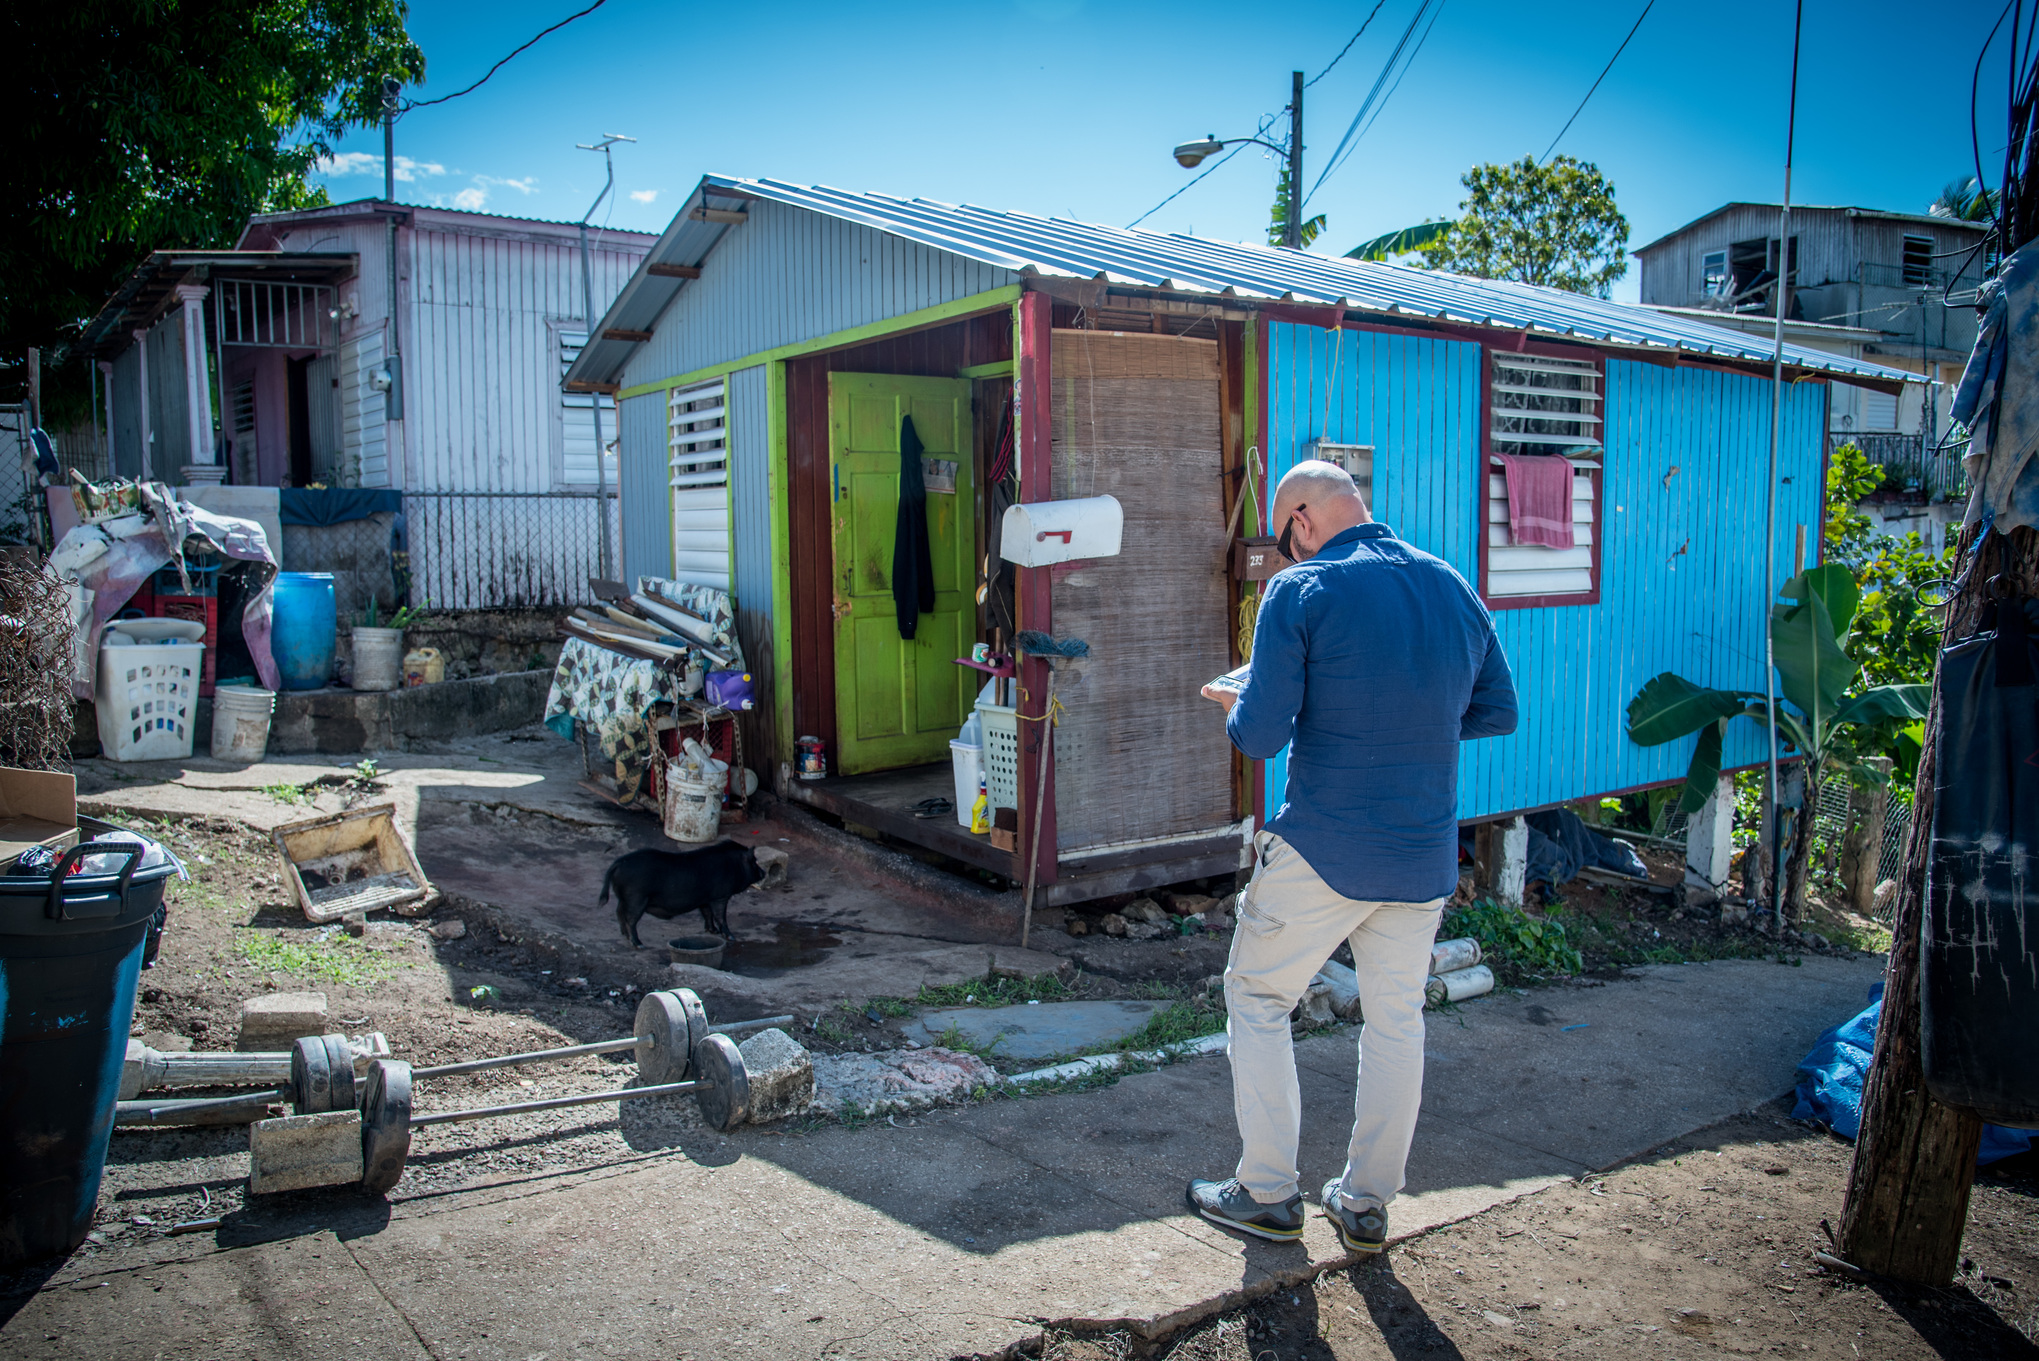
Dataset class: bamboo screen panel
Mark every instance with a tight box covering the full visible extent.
[1048,331,1235,854]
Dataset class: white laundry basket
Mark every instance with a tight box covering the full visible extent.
[977,701,1020,813]
[96,622,206,761]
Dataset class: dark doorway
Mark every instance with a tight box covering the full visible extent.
[286,356,314,487]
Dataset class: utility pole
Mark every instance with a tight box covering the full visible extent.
[381,79,405,423]
[1286,70,1304,251]
[576,134,633,582]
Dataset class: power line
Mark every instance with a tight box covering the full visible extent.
[1539,0,1655,164]
[403,0,610,112]
[1305,1,1390,87]
[1126,111,1281,228]
[1308,0,1445,202]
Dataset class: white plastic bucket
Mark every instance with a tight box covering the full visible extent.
[351,627,405,692]
[663,769,722,844]
[949,740,983,829]
[210,686,276,763]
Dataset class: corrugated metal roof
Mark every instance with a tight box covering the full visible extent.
[1633,200,1991,255]
[572,174,1926,388]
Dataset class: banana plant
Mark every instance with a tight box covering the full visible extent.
[1626,565,1930,918]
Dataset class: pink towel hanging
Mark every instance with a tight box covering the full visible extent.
[1497,453,1576,549]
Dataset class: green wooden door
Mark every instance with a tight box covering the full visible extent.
[828,373,975,775]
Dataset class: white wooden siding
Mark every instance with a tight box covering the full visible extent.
[339,329,387,486]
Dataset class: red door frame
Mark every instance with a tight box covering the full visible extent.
[1015,290,1057,888]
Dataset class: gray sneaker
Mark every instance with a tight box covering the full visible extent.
[1321,1178,1386,1254]
[1186,1177,1304,1242]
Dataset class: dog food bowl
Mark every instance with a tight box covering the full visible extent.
[667,933,727,969]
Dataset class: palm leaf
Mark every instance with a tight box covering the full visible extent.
[1626,673,1753,746]
[1678,720,1726,815]
[1771,590,1856,747]
[1344,220,1452,261]
[1786,564,1862,638]
[1832,684,1932,727]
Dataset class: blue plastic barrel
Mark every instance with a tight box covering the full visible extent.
[1,822,179,1266]
[270,572,337,691]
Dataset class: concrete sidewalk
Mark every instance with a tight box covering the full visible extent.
[2,953,1881,1359]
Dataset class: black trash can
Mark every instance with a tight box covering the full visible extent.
[0,819,180,1268]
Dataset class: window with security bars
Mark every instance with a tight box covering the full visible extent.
[1485,351,1601,604]
[559,330,617,486]
[1901,234,1934,288]
[668,378,730,590]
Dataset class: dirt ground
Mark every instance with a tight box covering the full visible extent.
[1036,1105,2039,1360]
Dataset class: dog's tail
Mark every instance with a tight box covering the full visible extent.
[597,862,614,909]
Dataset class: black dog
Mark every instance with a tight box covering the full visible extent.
[599,841,766,949]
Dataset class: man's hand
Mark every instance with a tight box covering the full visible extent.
[1200,683,1240,714]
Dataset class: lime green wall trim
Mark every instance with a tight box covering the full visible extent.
[619,285,1024,401]
[767,359,795,767]
[957,359,1013,380]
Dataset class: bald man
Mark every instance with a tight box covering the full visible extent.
[1189,459,1518,1254]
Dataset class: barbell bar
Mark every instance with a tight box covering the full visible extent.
[295,989,785,1114]
[358,1034,751,1195]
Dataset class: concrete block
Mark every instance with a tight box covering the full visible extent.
[753,844,790,888]
[238,991,329,1051]
[248,1109,363,1194]
[1683,772,1736,904]
[736,1027,814,1124]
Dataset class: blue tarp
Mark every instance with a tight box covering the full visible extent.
[1792,983,2034,1166]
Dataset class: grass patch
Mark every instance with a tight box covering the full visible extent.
[813,1015,856,1046]
[914,970,1080,1009]
[262,783,313,806]
[933,1021,1004,1061]
[235,930,409,988]
[865,995,914,1018]
[1079,999,1226,1057]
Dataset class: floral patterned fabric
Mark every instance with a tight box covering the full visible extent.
[543,638,674,804]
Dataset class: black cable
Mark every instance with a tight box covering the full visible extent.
[1309,0,1440,201]
[403,0,609,112]
[1127,107,1283,228]
[1305,0,1390,87]
[1540,0,1655,165]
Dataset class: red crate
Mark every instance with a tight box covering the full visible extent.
[155,595,219,697]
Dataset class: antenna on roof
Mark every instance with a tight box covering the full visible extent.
[575,133,635,580]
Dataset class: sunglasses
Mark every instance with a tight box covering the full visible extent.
[1277,503,1307,561]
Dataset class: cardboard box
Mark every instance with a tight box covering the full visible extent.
[0,767,79,867]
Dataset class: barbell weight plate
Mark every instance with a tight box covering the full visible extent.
[674,987,710,1058]
[692,1032,750,1132]
[360,1059,413,1196]
[292,1035,333,1113]
[634,990,700,1086]
[322,1033,358,1111]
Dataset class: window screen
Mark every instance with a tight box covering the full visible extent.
[1901,235,1934,288]
[559,330,618,486]
[668,378,730,590]
[1485,352,1600,602]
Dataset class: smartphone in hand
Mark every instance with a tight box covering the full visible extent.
[1202,664,1249,711]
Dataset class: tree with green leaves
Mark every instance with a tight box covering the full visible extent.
[5,0,424,410]
[1347,156,1630,296]
[1268,163,1326,250]
[1625,565,1931,921]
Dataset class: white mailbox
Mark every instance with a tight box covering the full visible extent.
[998,495,1124,567]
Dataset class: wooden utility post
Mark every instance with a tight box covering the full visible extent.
[1838,527,2038,1282]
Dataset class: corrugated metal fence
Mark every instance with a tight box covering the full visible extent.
[404,491,619,610]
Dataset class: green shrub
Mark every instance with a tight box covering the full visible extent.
[1441,898,1583,978]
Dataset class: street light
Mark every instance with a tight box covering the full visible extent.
[1171,72,1305,249]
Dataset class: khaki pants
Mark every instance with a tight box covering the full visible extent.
[1225,831,1442,1210]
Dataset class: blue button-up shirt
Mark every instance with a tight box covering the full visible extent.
[1226,523,1518,903]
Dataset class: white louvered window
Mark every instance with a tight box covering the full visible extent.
[559,329,618,486]
[668,378,730,590]
[1485,352,1600,602]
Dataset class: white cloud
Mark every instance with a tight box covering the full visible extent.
[451,187,488,211]
[431,173,539,214]
[629,189,659,204]
[316,152,445,182]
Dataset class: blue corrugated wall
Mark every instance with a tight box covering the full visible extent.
[1264,322,1828,823]
[617,391,669,586]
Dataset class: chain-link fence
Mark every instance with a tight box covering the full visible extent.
[1811,779,1913,920]
[404,491,620,610]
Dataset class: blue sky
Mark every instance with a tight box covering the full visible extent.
[314,0,2013,303]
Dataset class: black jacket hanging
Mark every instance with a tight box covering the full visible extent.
[1922,595,2039,1127]
[892,414,937,640]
